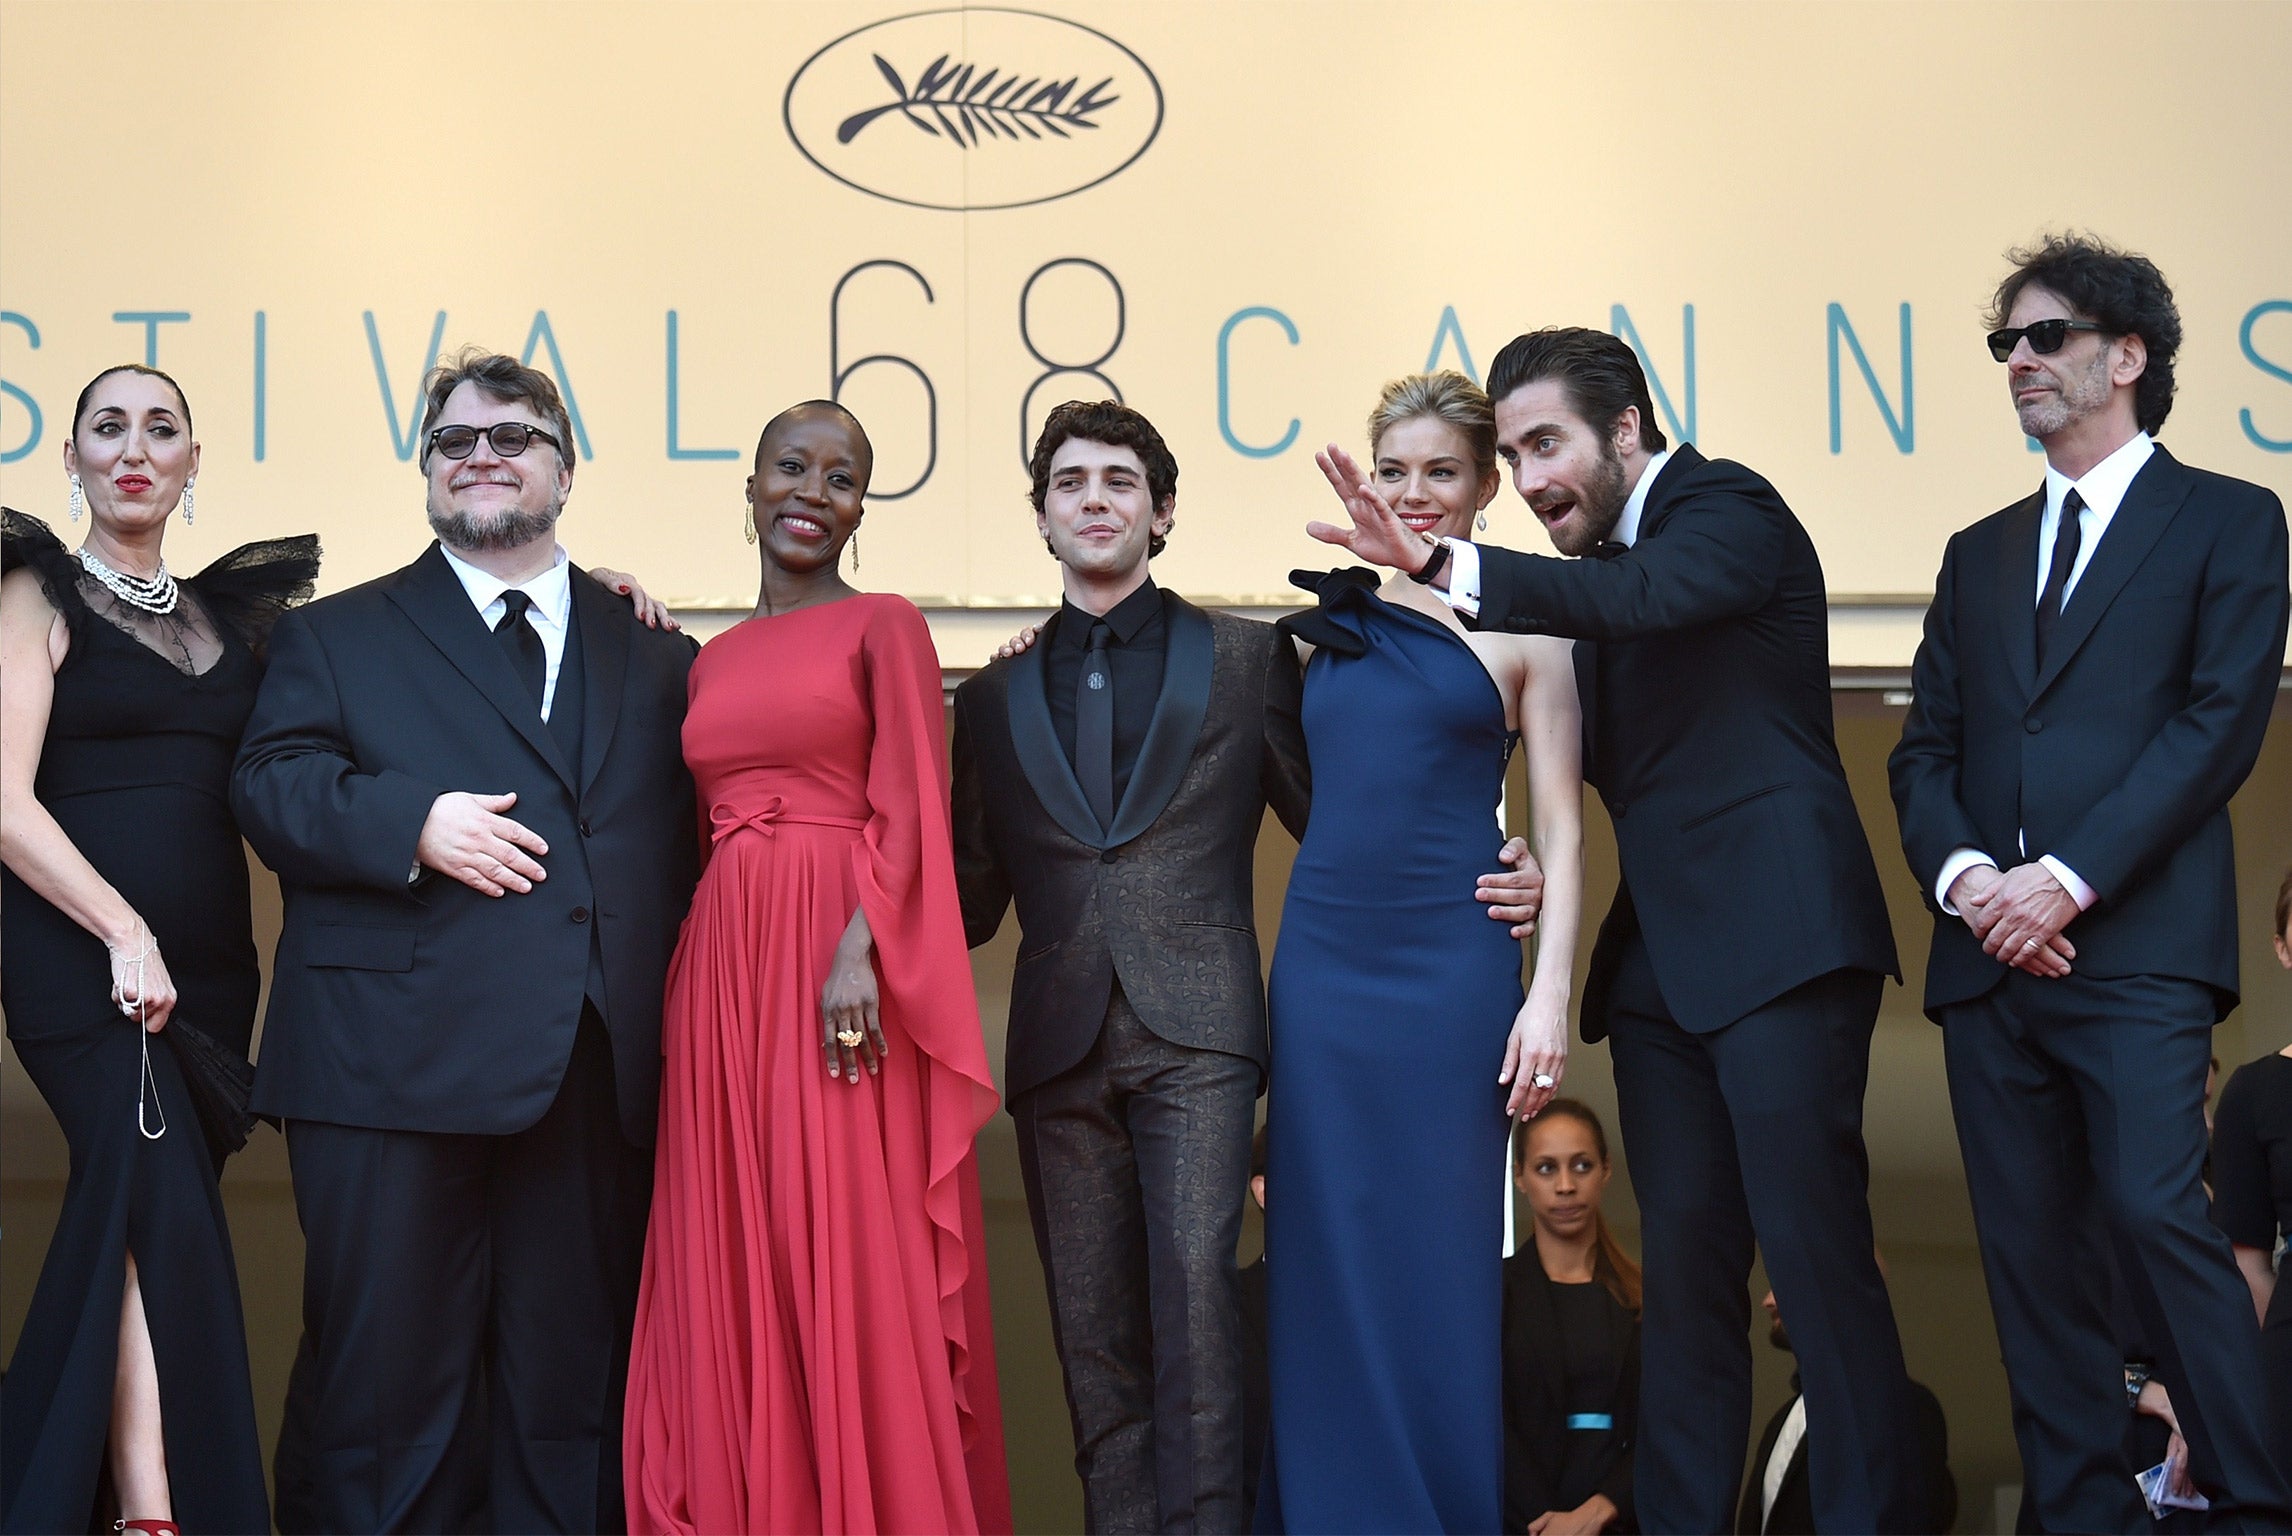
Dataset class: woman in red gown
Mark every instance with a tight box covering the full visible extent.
[625,401,1010,1534]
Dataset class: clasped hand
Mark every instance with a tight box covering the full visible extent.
[418,791,549,897]
[1949,863,2078,977]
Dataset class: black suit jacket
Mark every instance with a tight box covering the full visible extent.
[232,544,700,1144]
[1889,446,2289,1018]
[952,592,1310,1100]
[1737,1377,1955,1535]
[1502,1254,1639,1532]
[1471,445,1898,1037]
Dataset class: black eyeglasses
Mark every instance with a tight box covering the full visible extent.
[426,422,563,460]
[1986,319,2107,362]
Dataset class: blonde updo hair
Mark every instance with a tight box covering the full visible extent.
[1366,370,1499,483]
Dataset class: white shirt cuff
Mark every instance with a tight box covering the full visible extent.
[2037,855,2098,911]
[1935,847,1997,916]
[1435,538,1480,617]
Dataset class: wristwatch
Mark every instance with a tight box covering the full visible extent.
[1406,535,1452,586]
[2124,1361,2151,1409]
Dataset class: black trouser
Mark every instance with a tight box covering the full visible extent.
[1945,969,2292,1533]
[1607,941,1921,1533]
[279,1011,649,1534]
[1011,984,1260,1535]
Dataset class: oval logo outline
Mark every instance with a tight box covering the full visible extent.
[783,6,1166,213]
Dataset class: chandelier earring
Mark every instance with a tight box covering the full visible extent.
[69,474,85,524]
[182,477,196,526]
[743,499,757,545]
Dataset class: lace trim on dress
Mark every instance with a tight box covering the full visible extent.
[4,508,319,674]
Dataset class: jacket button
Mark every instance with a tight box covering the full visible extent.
[2025,717,2043,734]
[571,906,590,923]
[1099,849,1119,865]
[578,818,593,837]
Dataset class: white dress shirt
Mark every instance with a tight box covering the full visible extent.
[440,543,574,721]
[1933,431,2156,915]
[1760,1393,1808,1529]
[1439,448,1672,619]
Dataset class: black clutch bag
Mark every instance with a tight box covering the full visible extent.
[162,1017,257,1167]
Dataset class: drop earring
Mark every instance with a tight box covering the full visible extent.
[848,528,860,572]
[1477,511,1488,531]
[743,501,757,545]
[181,478,196,526]
[69,474,84,524]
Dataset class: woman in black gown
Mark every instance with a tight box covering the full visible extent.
[1502,1099,1641,1535]
[1,365,316,1536]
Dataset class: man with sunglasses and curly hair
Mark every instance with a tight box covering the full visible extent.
[1891,234,2292,1530]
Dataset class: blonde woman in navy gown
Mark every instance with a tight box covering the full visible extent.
[1259,371,1584,1533]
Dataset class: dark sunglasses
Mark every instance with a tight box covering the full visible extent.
[1986,319,2107,362]
[427,422,563,461]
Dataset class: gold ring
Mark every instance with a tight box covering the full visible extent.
[836,1028,865,1049]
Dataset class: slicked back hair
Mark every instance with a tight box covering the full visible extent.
[1484,328,1668,454]
[1989,232,2181,435]
[1028,400,1179,557]
[416,348,577,471]
[72,364,194,439]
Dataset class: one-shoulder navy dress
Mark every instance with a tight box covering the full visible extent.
[1258,573,1521,1534]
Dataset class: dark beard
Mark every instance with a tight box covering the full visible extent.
[1543,442,1632,557]
[428,501,560,553]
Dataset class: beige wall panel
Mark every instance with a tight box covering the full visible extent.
[3,1,2287,664]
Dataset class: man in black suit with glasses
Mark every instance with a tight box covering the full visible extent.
[1891,233,2291,1530]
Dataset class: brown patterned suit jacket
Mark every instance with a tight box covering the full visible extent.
[952,592,1310,1100]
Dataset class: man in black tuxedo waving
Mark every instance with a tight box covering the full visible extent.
[1890,235,2291,1530]
[234,351,699,1533]
[1313,329,1917,1532]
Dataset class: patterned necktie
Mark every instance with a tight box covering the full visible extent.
[2036,489,2085,665]
[494,589,546,712]
[1075,619,1116,829]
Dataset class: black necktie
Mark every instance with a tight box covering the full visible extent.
[494,589,546,713]
[2036,489,2085,665]
[1075,620,1116,829]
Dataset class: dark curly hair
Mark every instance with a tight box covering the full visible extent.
[1988,233,2181,435]
[1027,400,1178,558]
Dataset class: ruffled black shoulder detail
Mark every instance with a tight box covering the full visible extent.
[1274,566,1382,657]
[3,508,92,637]
[186,535,321,663]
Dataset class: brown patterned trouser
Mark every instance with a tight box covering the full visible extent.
[1010,984,1260,1535]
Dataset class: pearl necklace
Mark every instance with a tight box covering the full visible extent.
[76,545,179,615]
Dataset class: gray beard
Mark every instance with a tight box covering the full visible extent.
[427,497,561,553]
[2013,349,2114,441]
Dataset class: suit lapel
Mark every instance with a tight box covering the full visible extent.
[1633,442,1705,540]
[2032,447,2193,698]
[383,543,575,789]
[1996,490,2043,702]
[1006,615,1108,849]
[1106,595,1213,847]
[567,563,629,795]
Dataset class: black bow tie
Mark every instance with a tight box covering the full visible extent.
[1589,540,1629,562]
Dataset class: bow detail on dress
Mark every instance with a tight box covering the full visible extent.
[710,798,788,843]
[1275,567,1384,658]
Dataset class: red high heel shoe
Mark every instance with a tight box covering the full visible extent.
[115,1520,180,1535]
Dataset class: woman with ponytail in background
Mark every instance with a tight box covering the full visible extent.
[1503,1099,1642,1535]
